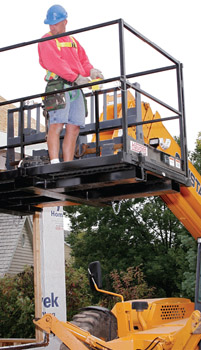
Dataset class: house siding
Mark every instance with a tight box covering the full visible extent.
[0,215,33,277]
[0,215,24,277]
[9,224,34,275]
[0,213,70,277]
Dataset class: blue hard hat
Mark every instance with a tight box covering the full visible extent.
[44,5,68,25]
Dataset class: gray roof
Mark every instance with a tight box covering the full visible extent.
[0,214,27,277]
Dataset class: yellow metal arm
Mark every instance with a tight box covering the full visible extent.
[34,315,88,350]
[34,314,115,350]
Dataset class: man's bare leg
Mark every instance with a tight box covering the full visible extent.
[63,124,80,162]
[47,123,63,161]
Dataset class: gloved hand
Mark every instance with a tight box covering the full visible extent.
[75,75,90,85]
[90,68,104,80]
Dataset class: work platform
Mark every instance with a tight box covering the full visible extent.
[0,19,189,215]
[0,147,188,215]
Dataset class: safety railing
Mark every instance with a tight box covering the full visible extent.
[0,19,188,176]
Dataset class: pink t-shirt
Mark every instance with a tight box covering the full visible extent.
[38,33,93,82]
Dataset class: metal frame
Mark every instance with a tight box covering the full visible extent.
[0,19,189,214]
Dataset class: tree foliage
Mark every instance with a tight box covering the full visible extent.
[65,264,92,320]
[65,199,154,277]
[0,267,35,338]
[99,265,155,309]
[65,196,190,298]
[110,265,155,300]
[180,232,197,300]
[190,132,201,172]
[0,264,92,338]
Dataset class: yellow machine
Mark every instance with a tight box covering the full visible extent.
[34,259,201,350]
[34,91,201,350]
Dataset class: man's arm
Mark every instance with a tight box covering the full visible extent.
[74,38,94,76]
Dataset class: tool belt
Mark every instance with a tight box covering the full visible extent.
[43,77,88,117]
[43,77,73,112]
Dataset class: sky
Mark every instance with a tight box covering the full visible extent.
[0,0,200,152]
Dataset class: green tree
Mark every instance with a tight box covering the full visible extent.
[0,264,92,337]
[135,197,189,296]
[190,132,201,172]
[65,263,92,320]
[65,197,189,298]
[110,265,155,300]
[180,232,197,300]
[99,265,155,308]
[65,199,162,281]
[0,267,35,338]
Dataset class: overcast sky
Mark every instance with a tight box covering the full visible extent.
[0,0,200,152]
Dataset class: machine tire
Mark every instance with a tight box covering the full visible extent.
[72,309,117,340]
[60,309,117,350]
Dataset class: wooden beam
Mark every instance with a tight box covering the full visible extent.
[33,213,43,342]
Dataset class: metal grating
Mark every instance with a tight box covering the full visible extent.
[160,304,186,320]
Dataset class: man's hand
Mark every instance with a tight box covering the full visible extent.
[90,68,104,80]
[75,75,90,85]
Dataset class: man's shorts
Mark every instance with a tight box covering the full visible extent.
[48,89,85,128]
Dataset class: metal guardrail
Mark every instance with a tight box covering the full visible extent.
[0,18,188,176]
